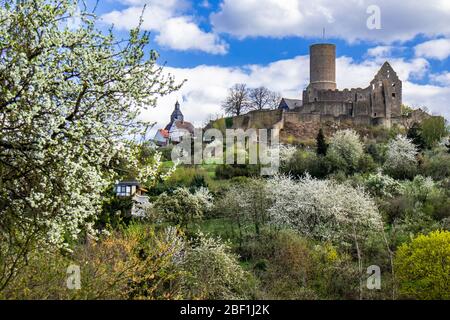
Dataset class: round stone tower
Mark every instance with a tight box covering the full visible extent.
[309,43,336,90]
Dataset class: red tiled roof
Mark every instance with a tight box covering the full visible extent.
[158,129,169,138]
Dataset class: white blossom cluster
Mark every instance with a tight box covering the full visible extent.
[278,144,298,164]
[364,170,404,198]
[266,175,382,244]
[384,135,418,176]
[327,129,365,172]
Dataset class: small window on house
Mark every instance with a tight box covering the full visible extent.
[392,93,396,98]
[374,113,377,117]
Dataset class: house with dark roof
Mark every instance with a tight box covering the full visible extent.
[154,101,194,146]
[114,180,150,218]
[279,98,303,111]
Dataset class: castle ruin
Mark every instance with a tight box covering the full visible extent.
[280,43,403,128]
[209,43,409,141]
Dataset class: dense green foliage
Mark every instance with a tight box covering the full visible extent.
[395,230,450,300]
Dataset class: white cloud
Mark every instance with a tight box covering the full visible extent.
[415,38,450,60]
[211,0,450,43]
[430,72,450,86]
[366,46,394,58]
[403,82,450,117]
[142,54,448,135]
[101,0,227,54]
[156,17,228,54]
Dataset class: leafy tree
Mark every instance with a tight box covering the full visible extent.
[420,116,448,149]
[326,129,364,174]
[395,230,450,300]
[407,122,426,151]
[222,83,250,116]
[248,86,281,110]
[316,128,328,156]
[0,0,180,290]
[384,135,418,179]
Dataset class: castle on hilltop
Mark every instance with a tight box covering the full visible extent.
[279,43,402,127]
[207,43,428,141]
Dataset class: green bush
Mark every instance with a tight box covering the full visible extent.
[281,150,330,179]
[395,230,450,300]
[241,229,359,300]
[215,164,260,179]
[366,142,386,164]
[357,154,378,174]
[159,146,174,161]
[225,117,234,129]
[150,166,210,196]
[2,226,187,300]
[421,116,448,149]
[421,152,450,180]
[182,234,256,299]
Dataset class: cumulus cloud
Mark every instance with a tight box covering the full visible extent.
[155,17,228,54]
[366,46,394,58]
[143,53,448,135]
[415,38,450,60]
[101,0,227,54]
[430,72,450,86]
[211,0,450,43]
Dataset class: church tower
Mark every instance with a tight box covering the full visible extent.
[170,101,184,123]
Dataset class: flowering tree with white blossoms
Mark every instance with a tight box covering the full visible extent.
[384,135,418,179]
[0,0,181,290]
[267,175,383,299]
[267,175,382,243]
[326,129,364,174]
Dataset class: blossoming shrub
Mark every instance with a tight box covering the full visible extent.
[384,135,418,179]
[395,230,450,300]
[326,130,365,174]
[267,175,382,245]
[364,171,404,198]
[154,187,213,227]
[214,179,271,237]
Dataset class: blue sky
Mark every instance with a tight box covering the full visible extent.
[87,0,450,129]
